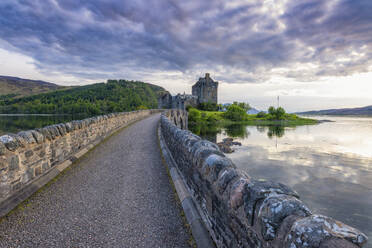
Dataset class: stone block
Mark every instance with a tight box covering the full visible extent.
[243,179,299,225]
[285,215,368,248]
[50,125,62,137]
[201,154,234,184]
[18,131,36,144]
[215,169,239,195]
[25,150,34,158]
[56,124,67,136]
[37,127,52,141]
[8,155,19,171]
[230,177,251,210]
[31,130,45,143]
[257,194,311,240]
[65,122,73,132]
[0,134,19,151]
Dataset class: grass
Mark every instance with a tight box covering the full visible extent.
[188,108,318,126]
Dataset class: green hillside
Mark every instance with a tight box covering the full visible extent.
[0,80,165,115]
[0,75,66,98]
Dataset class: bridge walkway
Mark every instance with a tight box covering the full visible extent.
[0,114,191,247]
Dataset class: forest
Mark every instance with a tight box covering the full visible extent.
[0,80,165,115]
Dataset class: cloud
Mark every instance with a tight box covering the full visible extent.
[0,0,371,84]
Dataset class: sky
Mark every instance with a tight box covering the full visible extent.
[0,0,371,112]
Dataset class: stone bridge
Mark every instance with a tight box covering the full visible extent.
[0,110,368,247]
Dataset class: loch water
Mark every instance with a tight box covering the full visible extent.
[0,114,90,136]
[191,116,372,245]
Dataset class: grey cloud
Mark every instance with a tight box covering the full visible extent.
[0,0,371,84]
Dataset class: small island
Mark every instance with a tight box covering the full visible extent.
[188,102,318,126]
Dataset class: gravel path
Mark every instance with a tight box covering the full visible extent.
[0,114,191,248]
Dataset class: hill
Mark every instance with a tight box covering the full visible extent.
[246,107,261,114]
[0,75,65,98]
[0,79,166,115]
[298,105,372,116]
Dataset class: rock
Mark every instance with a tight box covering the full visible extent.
[18,131,36,144]
[218,143,234,153]
[25,150,34,158]
[243,179,299,224]
[8,155,19,171]
[223,137,233,145]
[31,130,44,144]
[0,134,20,151]
[65,122,74,132]
[37,128,52,141]
[285,215,368,247]
[217,137,241,153]
[257,193,312,240]
[216,169,239,194]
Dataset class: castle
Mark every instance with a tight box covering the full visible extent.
[158,73,218,109]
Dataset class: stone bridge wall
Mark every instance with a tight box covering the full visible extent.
[0,110,161,210]
[160,109,367,248]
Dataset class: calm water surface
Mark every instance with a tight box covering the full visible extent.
[0,114,90,135]
[194,116,372,245]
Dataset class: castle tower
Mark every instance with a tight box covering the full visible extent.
[192,73,218,104]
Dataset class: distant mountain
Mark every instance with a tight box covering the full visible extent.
[247,107,261,114]
[0,75,65,98]
[298,105,372,116]
[0,79,166,115]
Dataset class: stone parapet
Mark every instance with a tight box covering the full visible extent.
[0,110,161,214]
[160,110,368,248]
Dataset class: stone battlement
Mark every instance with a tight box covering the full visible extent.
[160,109,368,248]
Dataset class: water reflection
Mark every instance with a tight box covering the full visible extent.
[267,126,285,139]
[229,145,372,243]
[225,124,250,138]
[188,122,221,143]
[0,114,90,135]
[190,116,372,245]
[189,123,285,141]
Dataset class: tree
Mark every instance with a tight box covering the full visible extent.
[224,105,247,121]
[256,111,266,118]
[267,106,286,120]
[188,108,201,123]
[0,80,162,115]
[268,106,276,115]
[237,102,251,112]
[198,102,218,111]
[276,107,286,119]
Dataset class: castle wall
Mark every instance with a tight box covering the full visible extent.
[158,92,172,109]
[192,73,218,104]
[158,73,218,109]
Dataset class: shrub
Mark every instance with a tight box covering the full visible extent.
[267,106,286,120]
[207,114,218,123]
[224,105,247,121]
[188,108,201,122]
[256,111,266,118]
[198,102,218,111]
